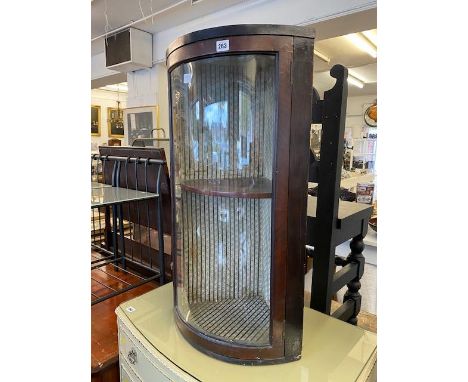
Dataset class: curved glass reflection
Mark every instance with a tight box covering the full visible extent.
[171,54,276,346]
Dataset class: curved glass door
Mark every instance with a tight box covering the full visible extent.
[170,54,276,346]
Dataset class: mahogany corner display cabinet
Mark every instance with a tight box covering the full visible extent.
[167,24,315,365]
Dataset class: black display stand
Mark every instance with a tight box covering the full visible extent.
[307,65,373,325]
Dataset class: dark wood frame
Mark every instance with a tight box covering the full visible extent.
[91,105,101,136]
[166,25,314,364]
[107,107,125,138]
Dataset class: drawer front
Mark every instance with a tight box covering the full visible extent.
[118,316,199,382]
[120,359,141,382]
[119,322,172,382]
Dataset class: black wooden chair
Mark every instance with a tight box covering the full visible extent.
[306,65,372,325]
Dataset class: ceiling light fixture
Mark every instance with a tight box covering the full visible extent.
[348,69,367,83]
[345,33,377,58]
[110,86,125,132]
[99,83,128,92]
[362,30,377,46]
[314,49,330,63]
[347,75,364,89]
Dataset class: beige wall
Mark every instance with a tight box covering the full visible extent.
[91,89,127,150]
[345,94,377,139]
[126,63,169,138]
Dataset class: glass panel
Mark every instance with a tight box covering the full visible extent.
[171,54,276,346]
[90,187,157,207]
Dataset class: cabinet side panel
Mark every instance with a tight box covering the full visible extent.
[284,37,314,358]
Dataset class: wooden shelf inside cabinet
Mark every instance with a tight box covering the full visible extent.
[307,195,373,247]
[180,177,272,199]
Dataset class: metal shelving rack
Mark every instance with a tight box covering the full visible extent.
[90,154,167,305]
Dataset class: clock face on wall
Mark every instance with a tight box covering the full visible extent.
[364,103,377,127]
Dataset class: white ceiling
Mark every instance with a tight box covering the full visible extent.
[98,82,128,92]
[91,0,247,55]
[91,1,376,97]
[313,30,377,97]
[92,0,179,40]
[91,1,376,55]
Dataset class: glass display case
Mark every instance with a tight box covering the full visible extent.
[167,24,315,364]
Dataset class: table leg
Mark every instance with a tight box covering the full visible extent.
[104,206,112,250]
[117,203,126,269]
[157,196,165,284]
[111,205,119,270]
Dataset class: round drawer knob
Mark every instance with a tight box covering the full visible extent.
[127,349,137,365]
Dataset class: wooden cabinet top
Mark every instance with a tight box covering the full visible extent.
[116,283,377,382]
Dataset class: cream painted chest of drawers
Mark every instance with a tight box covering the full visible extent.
[116,284,377,382]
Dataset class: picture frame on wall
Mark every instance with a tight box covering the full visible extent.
[123,106,162,146]
[91,105,101,136]
[107,107,125,137]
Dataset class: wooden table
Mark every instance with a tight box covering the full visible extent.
[91,185,161,381]
[91,186,158,208]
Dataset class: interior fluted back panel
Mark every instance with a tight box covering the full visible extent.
[181,193,271,303]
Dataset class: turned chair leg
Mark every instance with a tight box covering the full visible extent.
[343,235,365,325]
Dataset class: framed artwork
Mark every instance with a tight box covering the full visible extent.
[107,107,125,137]
[363,101,377,128]
[123,106,162,146]
[91,105,101,136]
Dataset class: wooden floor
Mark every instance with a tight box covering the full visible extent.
[91,252,152,302]
[91,250,159,382]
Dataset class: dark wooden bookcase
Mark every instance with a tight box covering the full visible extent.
[166,24,315,364]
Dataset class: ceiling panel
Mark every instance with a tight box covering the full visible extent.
[310,8,376,41]
[92,0,180,39]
